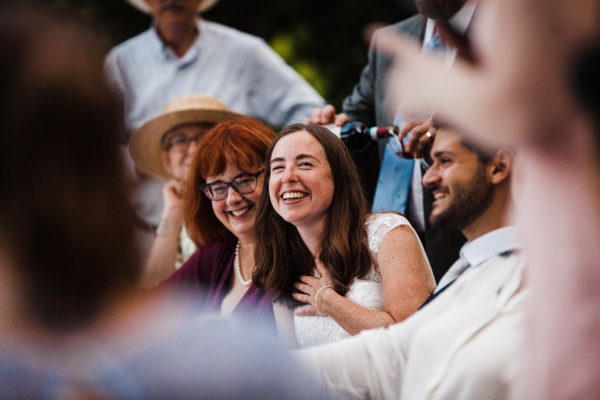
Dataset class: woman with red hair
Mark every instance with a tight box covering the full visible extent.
[158,117,276,322]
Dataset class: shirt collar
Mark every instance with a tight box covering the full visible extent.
[425,1,476,42]
[459,226,521,268]
[448,1,476,33]
[149,18,203,66]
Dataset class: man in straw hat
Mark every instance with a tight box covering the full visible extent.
[129,94,240,286]
[104,0,324,261]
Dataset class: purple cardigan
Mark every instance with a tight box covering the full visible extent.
[161,240,275,325]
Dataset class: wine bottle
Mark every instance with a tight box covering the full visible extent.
[325,122,412,157]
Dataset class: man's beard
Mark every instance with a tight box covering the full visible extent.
[429,165,494,231]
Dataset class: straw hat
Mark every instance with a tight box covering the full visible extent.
[129,94,241,179]
[125,0,220,14]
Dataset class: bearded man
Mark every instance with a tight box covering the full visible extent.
[297,127,529,400]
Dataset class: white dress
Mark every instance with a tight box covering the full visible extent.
[293,212,426,348]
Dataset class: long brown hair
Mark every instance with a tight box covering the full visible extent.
[253,124,372,298]
[183,117,276,247]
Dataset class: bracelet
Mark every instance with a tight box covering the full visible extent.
[314,285,333,315]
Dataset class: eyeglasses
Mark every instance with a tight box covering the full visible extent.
[163,134,202,152]
[200,169,264,201]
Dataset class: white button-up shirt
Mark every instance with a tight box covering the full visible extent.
[299,226,529,399]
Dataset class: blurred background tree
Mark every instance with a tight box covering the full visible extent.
[28,0,416,108]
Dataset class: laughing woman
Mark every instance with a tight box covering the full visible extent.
[254,124,436,347]
[160,117,276,322]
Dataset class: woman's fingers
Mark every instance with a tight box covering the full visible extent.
[292,292,311,304]
[299,274,316,285]
[399,120,423,141]
[294,281,313,295]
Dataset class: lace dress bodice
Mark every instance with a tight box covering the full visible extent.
[294,213,414,348]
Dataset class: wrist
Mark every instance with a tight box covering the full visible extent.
[161,204,183,220]
[156,214,183,235]
[314,285,334,315]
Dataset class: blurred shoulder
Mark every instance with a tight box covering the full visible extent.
[105,27,153,61]
[201,20,267,49]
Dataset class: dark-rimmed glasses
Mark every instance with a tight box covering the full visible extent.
[200,169,264,201]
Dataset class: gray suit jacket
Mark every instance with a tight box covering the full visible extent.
[343,15,425,127]
[341,15,465,283]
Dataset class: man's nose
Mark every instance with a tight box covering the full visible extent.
[187,138,199,156]
[422,166,440,188]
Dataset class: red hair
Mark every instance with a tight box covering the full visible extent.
[183,117,275,246]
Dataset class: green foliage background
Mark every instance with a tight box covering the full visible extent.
[28,0,416,108]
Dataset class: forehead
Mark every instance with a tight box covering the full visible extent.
[206,165,247,182]
[165,122,213,137]
[271,131,325,159]
[431,129,467,156]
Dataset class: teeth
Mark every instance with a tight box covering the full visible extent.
[434,193,447,200]
[282,192,307,200]
[231,207,249,217]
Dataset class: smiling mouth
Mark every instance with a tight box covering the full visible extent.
[228,205,252,217]
[282,191,308,200]
[433,192,448,200]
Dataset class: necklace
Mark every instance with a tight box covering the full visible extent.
[234,241,252,286]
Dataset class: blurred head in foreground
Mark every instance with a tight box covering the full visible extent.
[0,4,139,332]
[0,8,322,400]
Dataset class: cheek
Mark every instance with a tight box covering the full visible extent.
[168,151,183,169]
[268,179,279,205]
[320,175,335,206]
[211,200,223,218]
[161,151,172,171]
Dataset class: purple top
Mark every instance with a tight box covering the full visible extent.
[161,240,275,326]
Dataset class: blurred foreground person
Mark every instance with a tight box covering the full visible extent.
[129,94,240,285]
[0,5,316,398]
[298,128,529,399]
[376,1,600,398]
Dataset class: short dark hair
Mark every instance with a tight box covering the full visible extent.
[460,138,493,164]
[434,122,493,163]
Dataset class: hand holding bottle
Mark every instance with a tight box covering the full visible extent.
[398,119,436,159]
